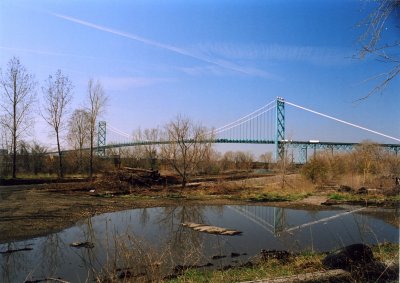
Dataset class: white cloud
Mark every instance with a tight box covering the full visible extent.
[101,76,175,90]
[195,43,351,66]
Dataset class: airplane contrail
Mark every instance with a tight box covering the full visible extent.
[51,13,279,80]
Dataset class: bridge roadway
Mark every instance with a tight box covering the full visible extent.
[50,139,399,155]
[99,139,400,151]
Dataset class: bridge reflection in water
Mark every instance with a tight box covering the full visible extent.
[227,205,286,235]
[226,205,366,236]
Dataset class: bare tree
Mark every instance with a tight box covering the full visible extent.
[259,152,273,169]
[42,70,73,178]
[160,116,213,188]
[133,127,160,170]
[234,151,254,170]
[0,57,36,178]
[86,79,108,179]
[358,0,400,99]
[67,108,90,173]
[31,142,48,175]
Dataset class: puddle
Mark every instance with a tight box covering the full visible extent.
[0,205,398,282]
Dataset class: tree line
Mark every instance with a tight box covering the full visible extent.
[0,57,272,184]
[0,57,107,179]
[1,57,397,189]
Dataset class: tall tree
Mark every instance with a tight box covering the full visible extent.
[67,109,90,173]
[358,0,400,99]
[86,79,108,179]
[42,70,73,178]
[160,116,213,188]
[0,57,36,178]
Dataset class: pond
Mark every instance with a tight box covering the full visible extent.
[1,205,398,282]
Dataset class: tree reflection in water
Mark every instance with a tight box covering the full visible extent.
[1,242,33,282]
[1,205,397,282]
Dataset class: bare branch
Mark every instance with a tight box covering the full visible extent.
[357,0,400,99]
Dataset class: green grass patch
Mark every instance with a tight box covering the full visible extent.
[248,193,309,202]
[328,193,347,200]
[372,242,400,262]
[387,194,400,202]
[328,192,361,201]
[168,252,325,283]
[166,193,185,199]
[168,245,399,282]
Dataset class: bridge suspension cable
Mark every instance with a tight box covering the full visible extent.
[214,99,275,133]
[285,100,400,142]
[108,125,131,138]
[211,99,277,142]
[214,105,276,135]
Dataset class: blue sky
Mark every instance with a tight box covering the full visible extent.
[0,0,399,152]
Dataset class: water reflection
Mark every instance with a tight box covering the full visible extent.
[0,205,398,282]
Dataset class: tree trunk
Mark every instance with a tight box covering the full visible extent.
[89,130,93,180]
[56,130,63,178]
[182,175,187,188]
[12,80,17,179]
[12,132,16,179]
[79,147,83,174]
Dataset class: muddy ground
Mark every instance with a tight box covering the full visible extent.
[0,171,398,244]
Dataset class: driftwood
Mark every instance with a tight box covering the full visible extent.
[240,269,350,283]
[69,241,94,248]
[0,247,33,254]
[24,278,71,283]
[181,222,242,236]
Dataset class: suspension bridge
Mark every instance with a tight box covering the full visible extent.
[98,97,400,163]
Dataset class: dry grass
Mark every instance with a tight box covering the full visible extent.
[200,174,316,202]
[338,173,397,190]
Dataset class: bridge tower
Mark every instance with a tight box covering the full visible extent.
[97,121,106,157]
[275,97,285,161]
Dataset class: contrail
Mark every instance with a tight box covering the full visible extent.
[51,13,278,80]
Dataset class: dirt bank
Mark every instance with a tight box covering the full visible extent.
[0,182,249,244]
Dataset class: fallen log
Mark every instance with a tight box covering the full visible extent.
[122,167,156,174]
[181,222,242,236]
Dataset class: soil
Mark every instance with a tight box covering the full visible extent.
[0,181,246,244]
[0,170,398,244]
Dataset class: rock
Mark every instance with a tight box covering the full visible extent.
[212,255,226,260]
[118,270,132,279]
[338,185,353,193]
[260,249,292,263]
[385,185,400,196]
[357,187,368,194]
[231,252,240,258]
[323,244,374,270]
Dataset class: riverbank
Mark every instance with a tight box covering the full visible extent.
[168,243,399,283]
[0,172,398,243]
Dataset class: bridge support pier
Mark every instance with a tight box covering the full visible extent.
[275,97,285,161]
[97,121,106,157]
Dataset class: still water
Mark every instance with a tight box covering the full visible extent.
[1,205,398,282]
